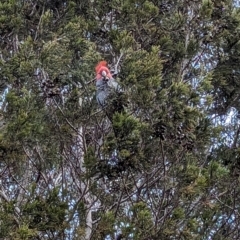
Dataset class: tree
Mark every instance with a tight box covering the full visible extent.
[0,0,240,239]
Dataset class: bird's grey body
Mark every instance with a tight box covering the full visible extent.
[96,78,111,107]
[96,77,121,107]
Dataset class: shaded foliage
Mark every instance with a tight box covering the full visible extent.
[0,0,240,239]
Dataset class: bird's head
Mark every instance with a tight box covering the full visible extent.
[95,61,107,73]
[95,61,112,80]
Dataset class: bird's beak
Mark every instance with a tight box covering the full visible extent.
[101,70,110,80]
[101,70,107,77]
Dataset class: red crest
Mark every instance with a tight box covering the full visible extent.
[95,61,108,74]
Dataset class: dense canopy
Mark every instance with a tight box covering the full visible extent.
[0,0,240,239]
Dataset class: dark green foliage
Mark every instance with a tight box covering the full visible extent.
[0,0,240,239]
[0,201,17,239]
[23,188,68,232]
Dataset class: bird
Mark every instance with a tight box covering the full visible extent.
[95,61,124,120]
[95,61,114,107]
